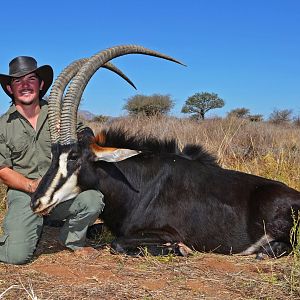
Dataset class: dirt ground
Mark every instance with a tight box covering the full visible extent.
[0,223,298,300]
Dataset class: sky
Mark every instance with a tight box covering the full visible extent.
[0,0,299,119]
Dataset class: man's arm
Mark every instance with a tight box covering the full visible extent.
[0,167,40,193]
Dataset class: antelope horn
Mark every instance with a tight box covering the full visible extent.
[48,58,136,144]
[103,62,136,90]
[59,45,186,145]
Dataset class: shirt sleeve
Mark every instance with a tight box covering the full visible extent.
[0,130,12,169]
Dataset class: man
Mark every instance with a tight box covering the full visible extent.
[0,56,104,264]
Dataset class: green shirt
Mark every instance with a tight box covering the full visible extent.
[0,100,88,180]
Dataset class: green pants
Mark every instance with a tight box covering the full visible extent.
[0,189,104,265]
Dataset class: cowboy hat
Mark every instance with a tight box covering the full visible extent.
[0,56,53,99]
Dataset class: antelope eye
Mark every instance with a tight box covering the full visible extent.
[68,152,79,161]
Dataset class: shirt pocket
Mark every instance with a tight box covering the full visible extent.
[7,133,30,159]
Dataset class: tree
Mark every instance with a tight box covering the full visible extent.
[123,94,174,116]
[268,109,293,124]
[227,108,263,122]
[181,92,224,120]
[227,107,250,119]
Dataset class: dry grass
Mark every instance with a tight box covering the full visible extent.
[0,116,300,299]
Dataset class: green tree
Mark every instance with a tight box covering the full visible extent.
[123,94,174,116]
[181,92,224,120]
[227,107,250,119]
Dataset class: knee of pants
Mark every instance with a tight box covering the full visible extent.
[76,190,105,215]
[4,240,36,265]
[8,251,34,265]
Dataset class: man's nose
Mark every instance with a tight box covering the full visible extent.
[20,79,31,87]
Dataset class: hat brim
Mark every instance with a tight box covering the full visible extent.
[0,65,53,99]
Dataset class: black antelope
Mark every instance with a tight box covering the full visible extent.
[31,45,300,258]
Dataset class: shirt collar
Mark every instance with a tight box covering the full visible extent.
[7,99,48,117]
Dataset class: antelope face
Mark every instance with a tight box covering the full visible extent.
[31,140,141,215]
[31,144,82,215]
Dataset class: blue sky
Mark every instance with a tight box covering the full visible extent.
[1,0,299,119]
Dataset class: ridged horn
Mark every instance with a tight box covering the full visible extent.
[47,58,137,144]
[59,45,185,145]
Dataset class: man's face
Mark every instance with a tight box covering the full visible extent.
[6,72,44,106]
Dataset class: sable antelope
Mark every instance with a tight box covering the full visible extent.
[31,45,300,257]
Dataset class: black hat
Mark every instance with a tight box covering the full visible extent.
[0,56,53,98]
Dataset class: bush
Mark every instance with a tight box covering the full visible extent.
[123,94,174,116]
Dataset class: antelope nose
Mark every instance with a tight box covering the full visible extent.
[30,198,40,211]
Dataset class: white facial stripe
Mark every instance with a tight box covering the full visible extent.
[38,152,73,209]
[59,152,69,177]
[52,173,80,203]
[238,234,274,255]
[39,166,64,207]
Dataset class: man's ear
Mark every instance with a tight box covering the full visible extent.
[40,80,44,91]
[6,85,13,95]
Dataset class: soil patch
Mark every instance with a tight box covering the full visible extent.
[0,225,298,299]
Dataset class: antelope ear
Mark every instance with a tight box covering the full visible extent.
[91,144,141,162]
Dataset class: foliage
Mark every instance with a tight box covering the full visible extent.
[123,94,174,116]
[227,107,250,119]
[227,108,263,122]
[92,114,110,123]
[269,108,293,124]
[181,92,224,120]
